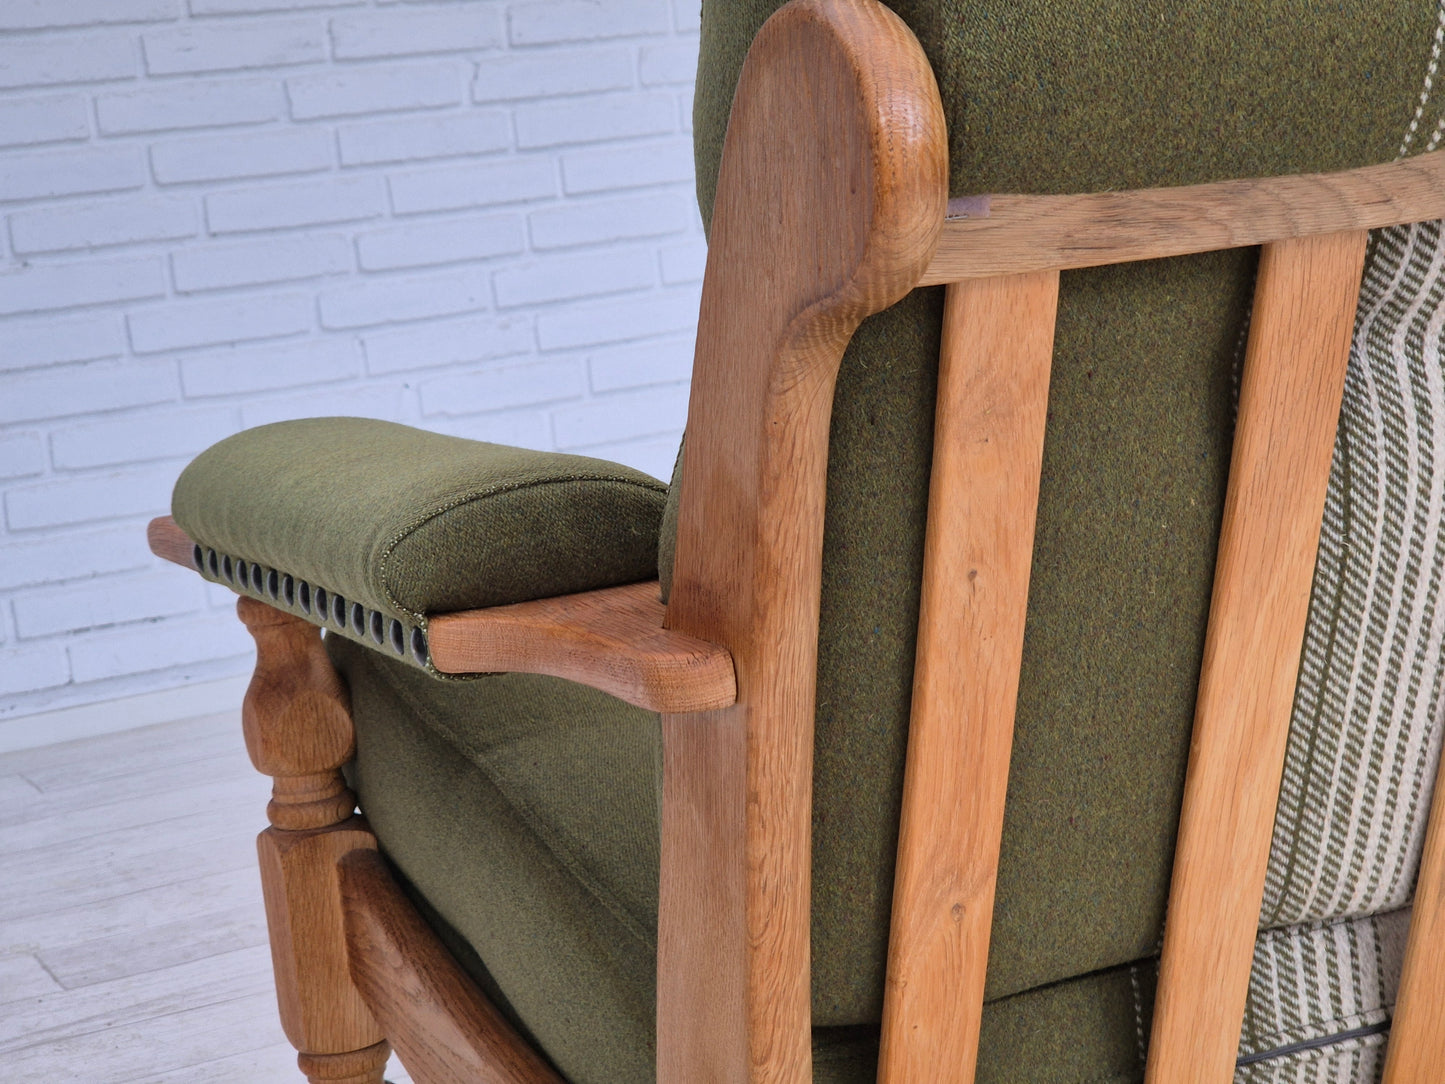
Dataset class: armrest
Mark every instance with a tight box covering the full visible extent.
[150,516,734,712]
[159,417,668,674]
[428,582,734,712]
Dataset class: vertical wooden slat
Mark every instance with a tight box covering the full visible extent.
[1381,749,1445,1082]
[876,270,1059,1084]
[1145,229,1368,1082]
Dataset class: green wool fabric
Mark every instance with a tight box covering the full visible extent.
[656,0,1436,1033]
[172,418,667,670]
[332,633,1159,1084]
[332,640,662,1084]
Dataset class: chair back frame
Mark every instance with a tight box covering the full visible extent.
[663,1,1445,1082]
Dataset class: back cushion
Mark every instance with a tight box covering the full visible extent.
[666,0,1445,1025]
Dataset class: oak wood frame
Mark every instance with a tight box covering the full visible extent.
[145,0,1445,1080]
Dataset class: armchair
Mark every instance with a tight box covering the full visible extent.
[148,0,1445,1081]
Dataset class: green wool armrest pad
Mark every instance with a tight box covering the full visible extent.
[172,417,668,673]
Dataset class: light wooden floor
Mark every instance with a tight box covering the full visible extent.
[0,711,414,1083]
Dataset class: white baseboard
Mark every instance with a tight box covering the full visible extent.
[0,675,251,755]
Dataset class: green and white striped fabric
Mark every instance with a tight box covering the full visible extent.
[1262,219,1445,931]
[1237,909,1408,1081]
[1237,16,1445,1074]
[1238,215,1445,1079]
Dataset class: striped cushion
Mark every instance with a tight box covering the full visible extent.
[1235,214,1445,1079]
[1262,219,1445,931]
[1238,910,1409,1082]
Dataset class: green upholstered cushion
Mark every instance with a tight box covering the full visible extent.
[658,0,1437,1031]
[332,639,661,1084]
[331,633,1156,1084]
[172,417,667,672]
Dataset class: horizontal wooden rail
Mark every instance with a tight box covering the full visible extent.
[148,515,737,714]
[920,148,1445,284]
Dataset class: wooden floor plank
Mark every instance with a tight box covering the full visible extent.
[142,1040,303,1084]
[0,953,62,1005]
[0,774,267,856]
[387,1052,415,1084]
[19,726,243,794]
[41,900,269,990]
[2,748,259,827]
[0,773,43,820]
[0,712,241,783]
[0,946,274,1054]
[7,990,286,1080]
[2,865,259,961]
[0,809,259,920]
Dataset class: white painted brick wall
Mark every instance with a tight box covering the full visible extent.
[0,0,706,730]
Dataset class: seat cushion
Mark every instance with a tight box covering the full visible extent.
[332,637,662,1084]
[173,417,666,672]
[332,632,1161,1084]
[338,606,1415,1080]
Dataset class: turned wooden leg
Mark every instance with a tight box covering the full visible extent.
[238,596,391,1084]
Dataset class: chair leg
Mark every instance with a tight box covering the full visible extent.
[236,596,391,1084]
[297,1044,393,1084]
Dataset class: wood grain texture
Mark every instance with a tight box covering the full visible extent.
[238,599,389,1084]
[919,150,1445,284]
[147,515,196,569]
[338,848,562,1084]
[296,1042,392,1084]
[256,821,386,1064]
[1381,747,1445,1082]
[1145,230,1369,1083]
[428,581,736,713]
[876,271,1059,1084]
[657,0,946,1080]
[238,598,358,832]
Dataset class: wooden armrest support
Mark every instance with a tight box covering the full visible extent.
[148,515,737,714]
[428,582,736,713]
